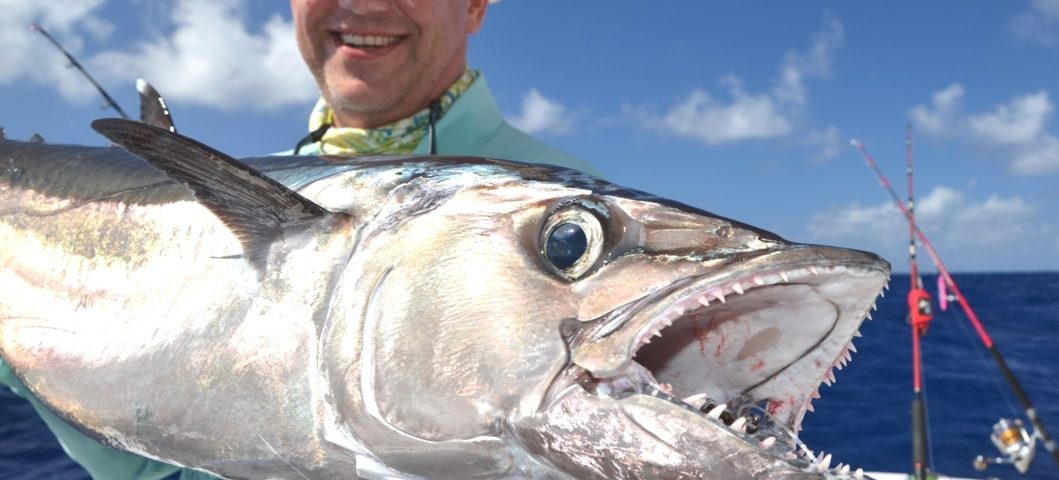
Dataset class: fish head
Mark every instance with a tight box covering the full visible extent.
[315,162,888,479]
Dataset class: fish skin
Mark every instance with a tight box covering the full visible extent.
[0,122,888,479]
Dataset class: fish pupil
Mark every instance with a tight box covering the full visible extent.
[546,223,587,270]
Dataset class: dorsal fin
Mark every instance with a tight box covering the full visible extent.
[136,79,177,133]
[91,118,331,269]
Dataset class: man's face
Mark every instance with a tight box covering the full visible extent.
[292,0,487,128]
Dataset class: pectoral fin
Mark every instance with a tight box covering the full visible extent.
[92,118,331,269]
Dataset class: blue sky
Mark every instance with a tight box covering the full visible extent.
[3,0,1058,271]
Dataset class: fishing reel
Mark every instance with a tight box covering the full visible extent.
[972,418,1037,474]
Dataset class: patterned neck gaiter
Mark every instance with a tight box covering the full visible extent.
[306,68,479,155]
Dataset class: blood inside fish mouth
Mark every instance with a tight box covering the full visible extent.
[559,261,884,475]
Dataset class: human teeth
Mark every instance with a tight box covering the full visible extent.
[340,34,398,47]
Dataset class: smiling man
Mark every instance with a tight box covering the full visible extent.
[284,0,598,174]
[0,1,595,479]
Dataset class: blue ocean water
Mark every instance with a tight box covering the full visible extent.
[1,273,1057,479]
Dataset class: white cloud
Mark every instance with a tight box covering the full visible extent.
[507,88,573,135]
[91,0,316,111]
[965,91,1052,145]
[774,16,844,106]
[0,0,112,102]
[806,185,1054,270]
[909,85,1059,175]
[1010,0,1059,46]
[804,125,844,164]
[0,0,315,112]
[659,83,790,145]
[908,84,964,137]
[636,15,842,156]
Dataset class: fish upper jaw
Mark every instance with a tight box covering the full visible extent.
[536,245,888,478]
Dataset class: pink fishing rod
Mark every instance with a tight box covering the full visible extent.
[851,138,1059,467]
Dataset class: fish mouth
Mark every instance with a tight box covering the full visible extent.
[546,246,888,477]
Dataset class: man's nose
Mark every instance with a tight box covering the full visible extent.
[338,0,390,15]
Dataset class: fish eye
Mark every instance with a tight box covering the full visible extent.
[540,205,605,280]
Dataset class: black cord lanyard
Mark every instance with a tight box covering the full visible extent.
[292,99,445,155]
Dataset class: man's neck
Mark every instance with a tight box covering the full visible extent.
[331,61,468,129]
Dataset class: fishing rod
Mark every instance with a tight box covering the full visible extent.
[28,23,130,120]
[851,137,1059,471]
[903,127,932,480]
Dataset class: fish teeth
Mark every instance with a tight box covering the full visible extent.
[838,464,850,475]
[697,296,711,307]
[752,276,765,286]
[808,266,820,275]
[706,403,727,420]
[779,271,790,283]
[711,289,726,304]
[848,342,858,353]
[760,436,777,448]
[853,329,862,338]
[806,400,814,412]
[731,283,744,295]
[854,467,864,479]
[730,416,747,431]
[819,453,832,470]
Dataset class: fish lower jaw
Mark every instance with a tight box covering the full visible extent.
[572,364,866,479]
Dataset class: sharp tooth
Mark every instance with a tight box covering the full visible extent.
[866,311,873,320]
[839,464,850,475]
[730,417,747,431]
[673,305,685,316]
[827,369,837,384]
[848,343,858,353]
[684,393,709,405]
[732,283,744,295]
[697,296,711,307]
[808,266,820,275]
[819,453,832,470]
[822,375,833,387]
[653,330,663,337]
[843,350,853,363]
[854,467,864,479]
[853,329,863,338]
[711,290,726,304]
[752,276,765,286]
[871,301,878,311]
[706,403,727,420]
[760,436,776,448]
[811,389,821,400]
[779,271,790,283]
[806,401,814,412]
